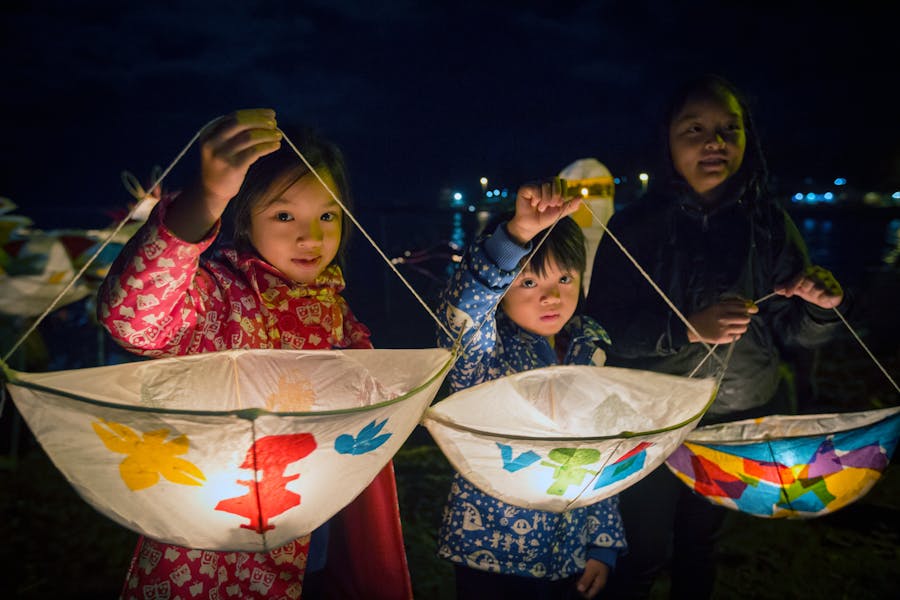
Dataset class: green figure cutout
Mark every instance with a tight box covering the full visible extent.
[540,448,601,495]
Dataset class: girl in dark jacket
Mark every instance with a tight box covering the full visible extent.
[584,75,847,599]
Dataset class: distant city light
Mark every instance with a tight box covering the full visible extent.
[501,189,508,198]
[614,177,621,184]
[893,191,900,200]
[493,189,500,195]
[480,177,488,185]
[794,193,804,201]
[834,178,847,186]
[806,193,816,201]
[468,205,476,212]
[581,187,589,197]
[486,191,493,197]
[453,192,463,201]
[638,173,649,182]
[824,192,834,201]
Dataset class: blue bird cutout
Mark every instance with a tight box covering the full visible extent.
[497,442,541,472]
[335,419,393,455]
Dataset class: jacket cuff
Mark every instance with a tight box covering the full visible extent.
[484,222,531,271]
[586,546,619,570]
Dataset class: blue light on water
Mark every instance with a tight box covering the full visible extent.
[824,192,834,201]
[806,193,816,202]
[486,191,493,198]
[501,189,508,198]
[834,178,847,186]
[794,193,804,201]
[892,192,900,200]
[493,189,500,196]
[452,192,462,201]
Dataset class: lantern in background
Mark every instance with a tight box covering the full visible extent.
[666,407,900,518]
[423,365,716,512]
[558,159,615,294]
[3,347,452,551]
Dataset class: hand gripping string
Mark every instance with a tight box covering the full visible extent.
[685,291,899,395]
[2,118,223,364]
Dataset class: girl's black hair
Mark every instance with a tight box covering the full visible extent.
[656,74,769,211]
[229,126,353,265]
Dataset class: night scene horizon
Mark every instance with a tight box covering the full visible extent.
[1,1,898,231]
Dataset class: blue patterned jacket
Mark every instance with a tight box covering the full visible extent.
[435,223,627,579]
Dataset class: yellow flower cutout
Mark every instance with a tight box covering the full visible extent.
[92,419,206,491]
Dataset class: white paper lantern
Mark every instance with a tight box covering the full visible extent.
[423,365,716,512]
[4,347,452,551]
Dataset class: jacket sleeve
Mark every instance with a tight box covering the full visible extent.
[765,208,848,349]
[436,223,530,388]
[585,494,627,569]
[585,210,689,359]
[96,198,224,357]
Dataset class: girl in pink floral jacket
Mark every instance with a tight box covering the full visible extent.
[98,109,411,600]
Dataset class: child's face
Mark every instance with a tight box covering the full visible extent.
[249,170,342,284]
[669,91,746,203]
[501,258,580,339]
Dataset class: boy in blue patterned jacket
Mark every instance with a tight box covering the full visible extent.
[436,180,627,599]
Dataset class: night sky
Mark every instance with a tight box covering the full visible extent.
[1,1,896,230]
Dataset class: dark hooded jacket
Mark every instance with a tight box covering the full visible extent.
[584,182,845,419]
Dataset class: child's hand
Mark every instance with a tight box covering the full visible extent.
[506,178,581,245]
[575,558,610,599]
[197,108,283,206]
[774,265,843,309]
[687,296,759,344]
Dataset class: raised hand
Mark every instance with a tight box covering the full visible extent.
[165,108,282,242]
[505,178,581,245]
[196,108,283,206]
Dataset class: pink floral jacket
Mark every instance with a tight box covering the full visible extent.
[98,201,411,600]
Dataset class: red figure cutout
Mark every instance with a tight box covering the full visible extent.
[215,433,317,532]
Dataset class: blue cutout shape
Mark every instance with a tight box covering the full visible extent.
[335,419,392,455]
[593,449,647,490]
[497,443,541,472]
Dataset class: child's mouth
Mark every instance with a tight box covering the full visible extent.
[292,257,320,267]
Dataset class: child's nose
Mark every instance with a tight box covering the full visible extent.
[541,287,561,303]
[296,221,323,242]
[705,131,726,148]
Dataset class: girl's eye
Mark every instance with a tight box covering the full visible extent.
[559,274,574,284]
[275,212,293,222]
[521,278,537,288]
[320,212,339,222]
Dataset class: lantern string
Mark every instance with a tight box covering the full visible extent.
[457,194,569,358]
[1,119,219,364]
[279,133,453,340]
[2,116,455,366]
[580,202,723,367]
[582,200,897,395]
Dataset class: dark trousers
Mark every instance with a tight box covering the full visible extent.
[603,465,725,600]
[455,565,580,600]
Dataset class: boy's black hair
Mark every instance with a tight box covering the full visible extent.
[656,73,769,211]
[485,211,587,279]
[228,125,353,266]
[526,216,587,280]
